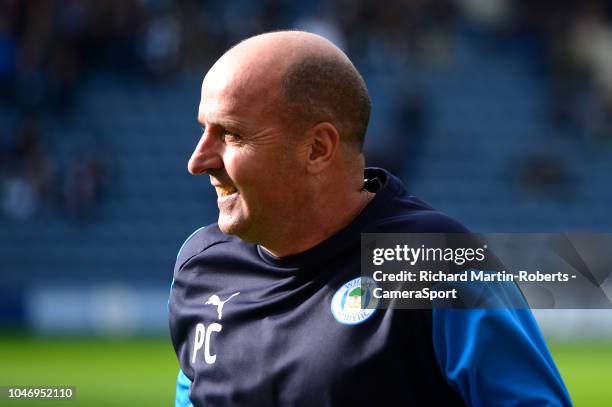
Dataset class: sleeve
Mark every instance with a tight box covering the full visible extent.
[168,226,206,312]
[432,308,573,406]
[175,369,193,407]
[171,229,202,407]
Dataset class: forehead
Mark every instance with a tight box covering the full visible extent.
[198,56,284,125]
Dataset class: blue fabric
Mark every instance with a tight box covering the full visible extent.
[169,226,206,311]
[433,308,573,406]
[175,369,193,407]
[177,226,206,259]
[173,232,199,405]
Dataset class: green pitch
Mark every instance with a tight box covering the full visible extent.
[0,335,178,407]
[550,341,612,406]
[0,335,611,406]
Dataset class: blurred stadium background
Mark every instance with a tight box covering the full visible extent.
[1,0,612,405]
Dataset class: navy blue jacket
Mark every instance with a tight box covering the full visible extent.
[168,168,572,406]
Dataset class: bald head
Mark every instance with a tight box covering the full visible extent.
[193,31,374,255]
[206,31,371,150]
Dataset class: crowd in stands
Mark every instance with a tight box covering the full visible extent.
[1,0,611,221]
[0,113,114,221]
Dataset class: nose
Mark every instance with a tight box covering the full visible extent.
[188,130,224,175]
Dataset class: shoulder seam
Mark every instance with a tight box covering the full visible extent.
[176,226,207,260]
[177,239,231,273]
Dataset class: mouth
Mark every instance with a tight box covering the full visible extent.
[215,185,238,197]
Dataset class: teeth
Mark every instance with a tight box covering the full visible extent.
[216,186,237,197]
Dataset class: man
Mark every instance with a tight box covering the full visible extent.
[168,31,572,406]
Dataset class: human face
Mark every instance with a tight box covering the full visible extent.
[188,72,305,243]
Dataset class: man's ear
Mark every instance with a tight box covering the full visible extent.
[305,122,340,175]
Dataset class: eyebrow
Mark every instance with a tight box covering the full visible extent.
[198,115,250,134]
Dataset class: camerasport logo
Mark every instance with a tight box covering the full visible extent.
[331,277,378,325]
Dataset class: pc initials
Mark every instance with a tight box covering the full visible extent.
[191,322,222,364]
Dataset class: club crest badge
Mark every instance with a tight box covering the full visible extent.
[331,277,378,325]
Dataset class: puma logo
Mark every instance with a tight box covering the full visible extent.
[205,292,240,320]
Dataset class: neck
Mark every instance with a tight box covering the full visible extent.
[259,180,375,258]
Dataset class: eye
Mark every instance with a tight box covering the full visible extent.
[223,129,242,143]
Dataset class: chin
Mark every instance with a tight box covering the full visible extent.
[219,216,266,246]
[218,213,248,238]
[217,220,239,236]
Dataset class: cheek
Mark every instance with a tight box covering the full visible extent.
[241,173,287,213]
[223,149,254,183]
[225,146,301,202]
[223,152,267,203]
[226,146,277,180]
